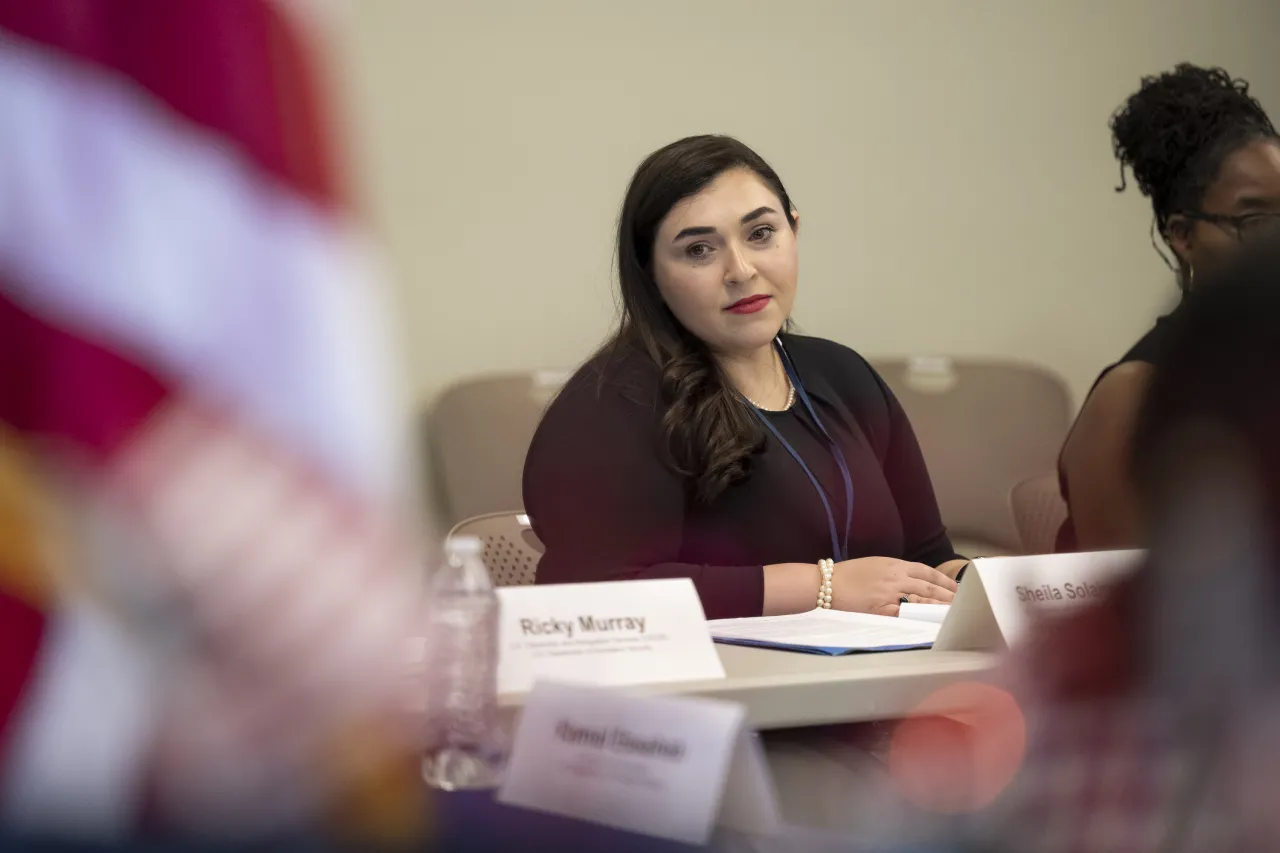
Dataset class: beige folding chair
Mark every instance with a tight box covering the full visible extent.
[426,370,570,526]
[447,511,544,586]
[1009,472,1068,556]
[869,357,1072,556]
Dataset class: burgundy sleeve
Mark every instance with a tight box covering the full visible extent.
[522,376,764,619]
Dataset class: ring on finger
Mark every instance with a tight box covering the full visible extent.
[899,594,910,605]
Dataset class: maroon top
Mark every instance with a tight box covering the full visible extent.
[522,333,961,619]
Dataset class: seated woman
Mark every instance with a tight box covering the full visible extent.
[1059,63,1280,551]
[523,135,966,619]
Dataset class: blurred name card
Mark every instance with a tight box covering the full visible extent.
[496,578,725,695]
[499,681,779,845]
[934,550,1144,652]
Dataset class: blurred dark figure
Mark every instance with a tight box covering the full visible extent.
[989,240,1280,852]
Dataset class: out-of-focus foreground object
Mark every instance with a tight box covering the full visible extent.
[0,0,426,844]
[954,248,1280,852]
[869,358,1073,556]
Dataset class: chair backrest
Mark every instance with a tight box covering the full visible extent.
[426,370,569,526]
[1009,472,1068,556]
[869,357,1072,555]
[447,511,545,586]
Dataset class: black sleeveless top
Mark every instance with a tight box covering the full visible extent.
[1056,310,1181,552]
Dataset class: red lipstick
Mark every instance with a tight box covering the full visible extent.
[725,295,771,315]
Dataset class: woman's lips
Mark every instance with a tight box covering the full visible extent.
[725,295,771,314]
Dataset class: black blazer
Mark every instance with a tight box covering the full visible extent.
[522,333,961,619]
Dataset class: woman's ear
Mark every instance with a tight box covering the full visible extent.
[790,209,801,234]
[1165,214,1194,268]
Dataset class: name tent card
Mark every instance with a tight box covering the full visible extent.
[498,681,780,845]
[934,550,1144,652]
[496,578,725,696]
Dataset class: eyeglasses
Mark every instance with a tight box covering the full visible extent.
[1180,210,1280,242]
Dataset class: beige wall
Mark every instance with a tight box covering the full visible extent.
[339,0,1280,414]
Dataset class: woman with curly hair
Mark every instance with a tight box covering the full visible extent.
[1059,63,1280,551]
[523,135,966,619]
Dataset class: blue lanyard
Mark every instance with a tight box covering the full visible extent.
[745,339,855,562]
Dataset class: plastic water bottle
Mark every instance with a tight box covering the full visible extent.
[420,536,505,790]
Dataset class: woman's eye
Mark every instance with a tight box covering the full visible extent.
[686,243,712,259]
[1240,213,1280,240]
[749,225,776,242]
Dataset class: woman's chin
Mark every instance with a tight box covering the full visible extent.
[717,322,784,353]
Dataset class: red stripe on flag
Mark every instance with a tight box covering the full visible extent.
[0,0,343,210]
[0,287,169,463]
[0,593,46,764]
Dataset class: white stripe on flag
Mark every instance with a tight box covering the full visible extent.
[0,34,410,503]
[1,597,159,837]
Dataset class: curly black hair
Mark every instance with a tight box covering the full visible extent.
[1111,63,1276,239]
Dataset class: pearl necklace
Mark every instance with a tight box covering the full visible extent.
[745,378,796,412]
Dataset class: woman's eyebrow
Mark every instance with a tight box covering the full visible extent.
[673,225,717,241]
[1235,193,1280,211]
[673,206,778,241]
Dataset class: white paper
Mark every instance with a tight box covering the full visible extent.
[496,578,725,695]
[708,609,940,652]
[499,681,754,845]
[898,603,950,624]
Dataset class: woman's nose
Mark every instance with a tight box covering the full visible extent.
[723,243,757,285]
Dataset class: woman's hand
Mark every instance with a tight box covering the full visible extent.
[831,557,957,616]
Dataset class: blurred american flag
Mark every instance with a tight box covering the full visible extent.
[0,0,426,840]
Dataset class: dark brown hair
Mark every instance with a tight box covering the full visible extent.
[603,135,797,504]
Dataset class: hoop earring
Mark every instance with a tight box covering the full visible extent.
[1187,264,1196,290]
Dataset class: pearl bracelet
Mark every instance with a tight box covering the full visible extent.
[817,558,834,609]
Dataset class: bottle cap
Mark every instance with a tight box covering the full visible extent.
[445,535,483,557]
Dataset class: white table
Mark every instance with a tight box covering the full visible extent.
[503,645,997,729]
[496,644,1000,833]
